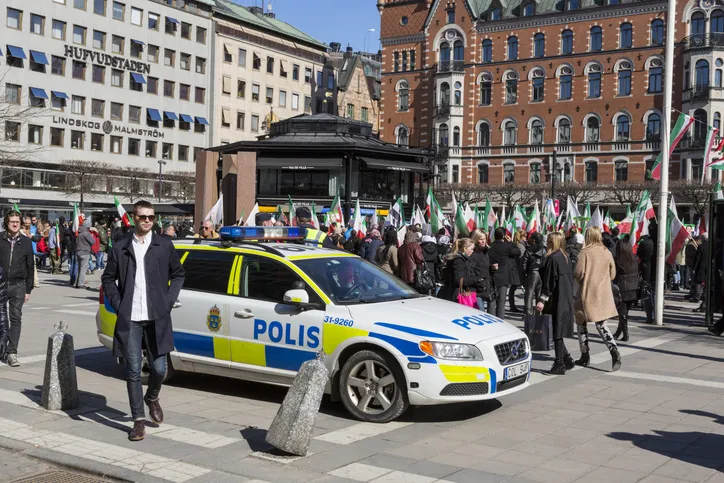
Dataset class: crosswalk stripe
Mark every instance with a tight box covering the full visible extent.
[607,371,724,389]
[61,302,99,307]
[56,309,97,316]
[313,421,410,445]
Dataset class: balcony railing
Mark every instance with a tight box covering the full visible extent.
[613,141,631,151]
[435,60,465,74]
[528,145,544,153]
[433,103,450,118]
[433,144,449,161]
[583,142,599,151]
[501,146,517,154]
[683,33,724,50]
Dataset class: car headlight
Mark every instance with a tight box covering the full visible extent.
[419,341,483,361]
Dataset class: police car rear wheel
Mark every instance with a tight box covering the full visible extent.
[340,350,407,423]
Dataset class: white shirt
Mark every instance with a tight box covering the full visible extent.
[131,231,152,321]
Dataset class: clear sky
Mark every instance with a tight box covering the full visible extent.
[235,0,382,53]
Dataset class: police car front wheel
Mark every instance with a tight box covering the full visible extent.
[339,350,408,423]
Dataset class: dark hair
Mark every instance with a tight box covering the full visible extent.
[494,227,505,240]
[611,227,619,237]
[529,232,543,246]
[615,238,638,268]
[3,210,21,230]
[133,200,154,215]
[384,229,398,246]
[28,213,36,218]
[163,223,173,231]
[59,216,66,224]
[437,228,446,236]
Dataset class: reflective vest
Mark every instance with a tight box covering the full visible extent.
[304,228,328,247]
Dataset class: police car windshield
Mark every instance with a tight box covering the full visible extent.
[294,257,420,305]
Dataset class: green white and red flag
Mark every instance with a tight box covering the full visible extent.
[454,202,469,237]
[527,200,540,234]
[651,113,695,180]
[618,214,633,237]
[114,196,133,227]
[330,191,345,226]
[714,180,723,200]
[54,220,61,257]
[701,126,719,183]
[483,196,496,235]
[310,202,320,229]
[666,197,690,264]
[72,202,81,235]
[275,205,289,225]
[603,209,613,233]
[287,195,297,226]
[425,187,434,219]
[706,137,724,170]
[463,203,476,233]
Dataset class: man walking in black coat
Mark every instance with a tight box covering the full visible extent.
[488,227,521,319]
[0,211,34,367]
[101,200,185,441]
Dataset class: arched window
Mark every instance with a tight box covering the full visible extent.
[478,165,489,184]
[440,82,450,105]
[558,119,571,144]
[505,71,518,104]
[479,122,491,146]
[507,36,518,60]
[531,119,544,144]
[587,116,600,142]
[480,73,492,105]
[716,61,723,87]
[438,123,449,146]
[646,113,661,140]
[531,69,545,102]
[590,26,602,52]
[651,19,664,45]
[617,61,632,96]
[534,33,545,58]
[648,58,664,93]
[559,66,572,100]
[530,162,541,184]
[616,114,630,141]
[715,112,721,132]
[504,121,517,145]
[454,81,462,105]
[453,126,461,146]
[453,40,464,61]
[398,81,409,111]
[440,41,451,62]
[588,64,602,98]
[562,30,573,55]
[397,126,409,146]
[620,22,633,48]
[491,8,501,20]
[694,109,708,144]
[504,163,515,183]
[615,160,628,181]
[695,59,710,89]
[523,3,535,16]
[482,39,493,62]
[692,12,706,37]
[585,161,598,183]
[713,10,724,33]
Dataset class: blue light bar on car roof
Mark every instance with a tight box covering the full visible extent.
[219,226,306,241]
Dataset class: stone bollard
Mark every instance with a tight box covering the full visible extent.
[265,355,329,456]
[41,321,79,411]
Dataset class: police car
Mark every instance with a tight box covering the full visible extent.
[96,227,531,423]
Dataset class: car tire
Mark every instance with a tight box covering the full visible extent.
[141,352,175,385]
[339,349,408,423]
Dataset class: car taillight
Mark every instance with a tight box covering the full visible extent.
[99,286,104,305]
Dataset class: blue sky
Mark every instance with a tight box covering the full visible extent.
[237,0,382,52]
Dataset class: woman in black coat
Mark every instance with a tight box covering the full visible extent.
[614,238,639,341]
[439,238,480,303]
[521,232,546,315]
[420,235,439,285]
[536,232,575,375]
[470,230,493,313]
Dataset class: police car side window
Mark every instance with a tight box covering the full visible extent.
[181,250,236,294]
[241,255,322,305]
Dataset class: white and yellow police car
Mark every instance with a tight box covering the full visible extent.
[96,227,531,423]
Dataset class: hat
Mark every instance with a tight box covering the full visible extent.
[422,235,436,243]
[574,233,585,245]
[296,207,312,219]
[258,213,273,222]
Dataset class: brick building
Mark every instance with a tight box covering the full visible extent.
[376,0,716,190]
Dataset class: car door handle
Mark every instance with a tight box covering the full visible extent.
[172,301,182,309]
[234,309,255,319]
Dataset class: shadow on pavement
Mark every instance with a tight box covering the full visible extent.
[239,427,273,452]
[680,409,724,425]
[607,429,724,470]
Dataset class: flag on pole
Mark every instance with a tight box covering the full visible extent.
[397,225,407,248]
[463,203,476,233]
[451,192,459,219]
[275,205,288,225]
[583,202,592,226]
[12,203,20,213]
[353,199,364,233]
[54,220,61,258]
[454,202,469,237]
[586,207,604,231]
[527,200,541,234]
[114,196,133,227]
[72,203,81,235]
[238,208,245,226]
[425,187,433,219]
[603,209,613,233]
[413,205,426,227]
[244,203,259,226]
[714,180,723,200]
[330,190,345,226]
[310,202,320,229]
[651,112,695,180]
[205,195,224,226]
[666,196,690,264]
[706,137,724,170]
[287,195,297,226]
[702,126,719,184]
[388,197,404,228]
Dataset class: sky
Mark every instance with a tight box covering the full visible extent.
[234,0,383,52]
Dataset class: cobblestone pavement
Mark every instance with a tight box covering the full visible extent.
[1,271,723,483]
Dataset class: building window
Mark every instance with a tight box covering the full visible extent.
[181,22,191,39]
[447,8,455,23]
[617,61,632,96]
[52,20,66,40]
[454,81,462,105]
[523,2,535,15]
[440,82,450,106]
[410,50,416,70]
[266,87,273,104]
[27,125,42,144]
[265,56,274,74]
[91,99,105,117]
[696,59,710,89]
[235,80,245,99]
[94,0,106,15]
[111,69,123,87]
[251,115,259,132]
[361,107,369,122]
[130,74,144,92]
[491,8,501,20]
[713,10,724,33]
[148,12,159,30]
[558,119,571,144]
[112,1,124,20]
[585,161,598,183]
[147,45,158,63]
[398,81,409,111]
[397,126,409,145]
[74,0,86,9]
[196,27,206,44]
[51,56,66,76]
[178,145,188,161]
[165,17,177,35]
[480,75,492,105]
[440,42,451,63]
[30,14,44,35]
[453,126,461,146]
[616,114,630,140]
[504,163,515,183]
[620,22,633,48]
[438,123,449,146]
[279,90,287,107]
[505,72,518,104]
[196,57,206,74]
[316,70,323,86]
[587,117,600,142]
[161,143,172,160]
[507,36,518,60]
[73,25,87,45]
[651,19,664,45]
[146,141,157,158]
[328,73,335,90]
[304,67,312,83]
[291,93,300,110]
[71,96,85,114]
[148,77,158,94]
[72,60,86,80]
[112,35,124,54]
[50,128,64,147]
[93,30,106,50]
[588,65,602,97]
[478,165,489,184]
[567,0,580,9]
[478,122,490,146]
[111,136,122,154]
[534,33,545,58]
[691,158,704,180]
[559,67,572,100]
[92,65,105,83]
[530,163,541,184]
[164,80,175,98]
[482,39,493,62]
[110,102,122,120]
[129,105,140,123]
[7,8,22,30]
[691,12,706,37]
[590,26,602,52]
[504,121,516,145]
[649,60,663,93]
[561,30,573,55]
[293,64,300,80]
[531,119,544,144]
[304,96,311,112]
[4,121,19,141]
[531,69,545,102]
[646,113,661,140]
[251,84,260,101]
[164,49,175,67]
[71,130,85,149]
[236,112,245,130]
[91,133,104,151]
[128,138,140,155]
[615,161,628,181]
[131,7,142,25]
[222,76,231,95]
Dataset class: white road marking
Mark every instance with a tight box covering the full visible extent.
[28,306,51,310]
[56,309,97,317]
[370,470,437,482]
[313,421,410,445]
[329,462,393,481]
[0,347,108,368]
[0,416,210,482]
[607,371,724,389]
[61,302,98,307]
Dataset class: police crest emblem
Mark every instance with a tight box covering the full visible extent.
[207,305,222,332]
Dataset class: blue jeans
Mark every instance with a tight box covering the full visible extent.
[476,296,488,312]
[68,253,78,285]
[125,320,166,421]
[95,251,105,270]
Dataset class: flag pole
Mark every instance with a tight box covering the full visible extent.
[654,0,676,327]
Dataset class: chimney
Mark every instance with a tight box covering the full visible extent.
[344,45,354,59]
[265,12,276,18]
[249,6,263,15]
[330,42,341,53]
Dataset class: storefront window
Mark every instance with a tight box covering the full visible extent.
[279,170,329,196]
[359,169,403,201]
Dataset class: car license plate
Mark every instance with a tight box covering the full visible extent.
[504,362,529,380]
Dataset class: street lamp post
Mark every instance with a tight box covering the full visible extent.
[550,149,558,200]
[157,159,167,203]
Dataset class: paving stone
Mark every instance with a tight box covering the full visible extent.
[602,447,671,473]
[653,457,719,482]
[574,466,648,483]
[441,468,507,483]
[402,460,461,479]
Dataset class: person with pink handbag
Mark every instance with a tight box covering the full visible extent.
[438,238,484,307]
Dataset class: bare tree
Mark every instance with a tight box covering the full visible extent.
[166,170,196,204]
[0,74,51,165]
[114,166,151,202]
[671,179,714,218]
[61,160,112,211]
[434,183,488,207]
[488,184,544,211]
[559,182,599,206]
[603,181,658,207]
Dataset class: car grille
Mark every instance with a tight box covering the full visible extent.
[496,375,527,392]
[494,338,529,365]
[439,382,489,396]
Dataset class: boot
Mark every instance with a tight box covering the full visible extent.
[564,354,575,370]
[575,352,590,367]
[614,315,629,342]
[547,360,566,375]
[611,348,622,372]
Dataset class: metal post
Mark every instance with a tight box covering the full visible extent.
[157,159,167,203]
[551,149,557,200]
[654,0,677,326]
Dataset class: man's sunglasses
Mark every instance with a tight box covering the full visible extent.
[136,215,156,221]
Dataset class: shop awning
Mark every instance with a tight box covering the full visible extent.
[29,50,48,65]
[131,72,147,84]
[179,114,194,123]
[257,157,343,169]
[360,157,428,173]
[163,111,178,121]
[7,45,26,59]
[29,87,48,99]
[51,91,69,99]
[131,39,145,45]
[166,17,180,25]
[147,108,162,121]
[195,116,209,125]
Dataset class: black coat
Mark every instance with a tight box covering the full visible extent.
[685,243,698,268]
[421,242,439,283]
[539,251,575,335]
[615,256,639,302]
[638,236,655,283]
[0,232,35,294]
[101,233,185,358]
[469,246,491,300]
[694,239,709,283]
[439,253,479,301]
[0,267,9,345]
[488,240,521,287]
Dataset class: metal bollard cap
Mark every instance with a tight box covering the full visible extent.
[54,321,68,334]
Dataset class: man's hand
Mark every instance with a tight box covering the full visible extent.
[24,294,30,303]
[536,301,544,312]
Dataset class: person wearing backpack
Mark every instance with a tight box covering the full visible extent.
[375,229,399,276]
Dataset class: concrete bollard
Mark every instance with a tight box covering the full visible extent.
[41,321,79,411]
[265,356,328,456]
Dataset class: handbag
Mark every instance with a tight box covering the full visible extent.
[524,312,553,351]
[456,278,478,308]
[414,264,435,293]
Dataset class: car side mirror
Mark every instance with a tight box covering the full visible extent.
[283,289,325,312]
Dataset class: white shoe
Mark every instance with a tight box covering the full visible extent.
[6,354,19,367]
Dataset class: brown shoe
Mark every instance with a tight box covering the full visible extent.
[128,420,145,441]
[144,396,164,424]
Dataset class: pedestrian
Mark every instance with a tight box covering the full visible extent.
[613,238,639,341]
[375,229,399,276]
[57,216,67,271]
[48,220,60,275]
[89,226,101,273]
[508,229,526,313]
[97,221,109,270]
[66,223,78,286]
[75,220,96,289]
[469,229,493,313]
[439,237,480,303]
[521,232,546,315]
[574,226,622,371]
[436,229,452,282]
[193,220,220,239]
[637,232,655,322]
[602,231,616,258]
[296,208,335,249]
[101,200,185,442]
[359,229,383,262]
[535,232,575,375]
[0,210,35,367]
[566,229,583,273]
[692,233,708,312]
[684,236,698,293]
[420,234,439,285]
[161,224,176,239]
[397,229,424,286]
[343,230,361,254]
[488,227,521,319]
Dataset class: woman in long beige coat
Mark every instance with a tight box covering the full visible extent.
[573,226,622,372]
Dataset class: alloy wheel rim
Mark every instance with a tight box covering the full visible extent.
[345,359,397,415]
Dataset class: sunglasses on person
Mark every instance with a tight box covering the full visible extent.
[135,215,156,222]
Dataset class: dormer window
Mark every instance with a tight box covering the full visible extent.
[447,9,455,23]
[491,8,501,20]
[523,3,534,15]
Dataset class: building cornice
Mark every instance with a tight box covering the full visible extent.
[381,34,426,46]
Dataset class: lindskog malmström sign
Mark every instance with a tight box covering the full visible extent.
[52,116,165,139]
